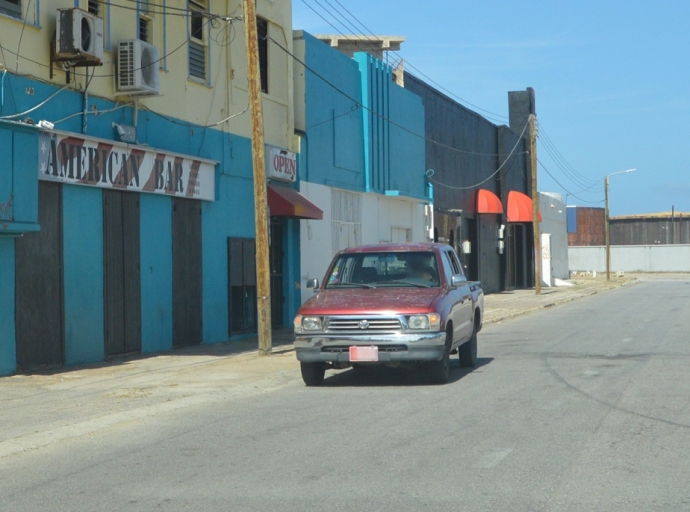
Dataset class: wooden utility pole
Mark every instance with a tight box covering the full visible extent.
[243,0,272,355]
[605,175,610,281]
[530,113,541,295]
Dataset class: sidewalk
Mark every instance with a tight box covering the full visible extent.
[0,275,636,459]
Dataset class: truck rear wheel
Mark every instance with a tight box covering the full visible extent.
[300,362,326,386]
[459,326,478,368]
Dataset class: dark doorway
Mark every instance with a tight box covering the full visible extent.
[270,218,285,327]
[15,181,64,369]
[103,190,142,356]
[172,198,203,347]
[504,224,516,290]
[228,237,257,334]
[514,224,528,288]
[465,217,479,281]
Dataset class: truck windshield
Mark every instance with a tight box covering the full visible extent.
[325,251,441,289]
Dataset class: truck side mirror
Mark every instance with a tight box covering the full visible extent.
[306,278,319,290]
[451,275,466,287]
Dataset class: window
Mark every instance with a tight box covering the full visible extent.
[257,17,268,93]
[0,0,21,18]
[188,0,207,80]
[87,0,99,15]
[139,15,150,42]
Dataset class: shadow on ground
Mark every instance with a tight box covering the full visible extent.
[14,328,296,377]
[319,357,494,387]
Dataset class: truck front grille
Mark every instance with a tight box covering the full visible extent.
[326,317,402,332]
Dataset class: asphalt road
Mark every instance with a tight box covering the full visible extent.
[2,276,690,511]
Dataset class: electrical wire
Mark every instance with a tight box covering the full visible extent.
[270,35,525,158]
[14,0,33,74]
[537,158,604,205]
[302,0,509,122]
[0,84,70,119]
[424,121,529,191]
[52,102,129,125]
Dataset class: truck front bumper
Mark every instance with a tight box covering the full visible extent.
[294,332,447,364]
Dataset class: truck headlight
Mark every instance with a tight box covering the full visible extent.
[295,316,322,332]
[407,314,440,331]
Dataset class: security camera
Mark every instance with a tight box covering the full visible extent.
[112,122,126,137]
[37,120,55,130]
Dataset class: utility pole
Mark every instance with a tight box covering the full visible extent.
[604,169,636,282]
[605,175,610,281]
[243,0,272,355]
[529,113,541,295]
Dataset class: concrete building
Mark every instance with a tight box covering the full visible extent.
[293,31,428,305]
[404,78,536,293]
[538,192,569,281]
[0,0,300,375]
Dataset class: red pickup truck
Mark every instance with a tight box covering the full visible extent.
[294,243,484,386]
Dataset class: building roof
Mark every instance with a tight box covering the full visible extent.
[313,34,405,59]
[611,211,690,220]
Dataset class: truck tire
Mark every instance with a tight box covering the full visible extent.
[427,330,451,384]
[459,327,478,368]
[300,362,326,386]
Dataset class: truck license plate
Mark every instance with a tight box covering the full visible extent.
[349,346,379,362]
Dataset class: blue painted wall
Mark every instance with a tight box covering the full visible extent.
[62,185,105,365]
[303,32,365,191]
[0,121,39,234]
[0,239,16,376]
[354,53,426,200]
[140,194,173,353]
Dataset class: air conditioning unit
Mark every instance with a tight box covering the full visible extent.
[55,8,104,63]
[116,40,160,96]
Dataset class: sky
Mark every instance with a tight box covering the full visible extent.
[292,0,690,216]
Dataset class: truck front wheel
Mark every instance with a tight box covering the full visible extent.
[427,329,451,384]
[459,326,478,368]
[301,362,326,386]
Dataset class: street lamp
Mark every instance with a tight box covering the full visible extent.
[605,168,636,281]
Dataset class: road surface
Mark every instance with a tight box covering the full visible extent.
[1,276,690,511]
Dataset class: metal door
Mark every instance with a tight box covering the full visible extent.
[15,181,64,369]
[269,219,284,327]
[228,237,257,334]
[172,198,203,347]
[104,190,142,356]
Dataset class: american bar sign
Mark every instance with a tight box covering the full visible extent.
[38,131,217,201]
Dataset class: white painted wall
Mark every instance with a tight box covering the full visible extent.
[538,192,570,279]
[569,245,690,273]
[362,193,427,245]
[298,183,431,304]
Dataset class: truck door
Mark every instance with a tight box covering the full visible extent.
[445,249,473,342]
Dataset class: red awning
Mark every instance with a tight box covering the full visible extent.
[476,189,504,214]
[267,184,323,220]
[506,191,542,222]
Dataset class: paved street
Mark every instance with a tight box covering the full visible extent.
[2,275,690,511]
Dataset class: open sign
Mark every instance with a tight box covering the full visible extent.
[266,144,297,183]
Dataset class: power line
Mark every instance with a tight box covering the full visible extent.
[302,0,509,123]
[537,158,604,205]
[270,35,524,158]
[424,121,529,191]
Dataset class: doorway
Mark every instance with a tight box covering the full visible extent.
[103,190,142,356]
[15,182,64,369]
[228,237,257,334]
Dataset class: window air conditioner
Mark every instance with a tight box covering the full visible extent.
[116,40,161,96]
[55,8,104,63]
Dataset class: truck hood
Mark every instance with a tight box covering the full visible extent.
[298,287,444,316]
